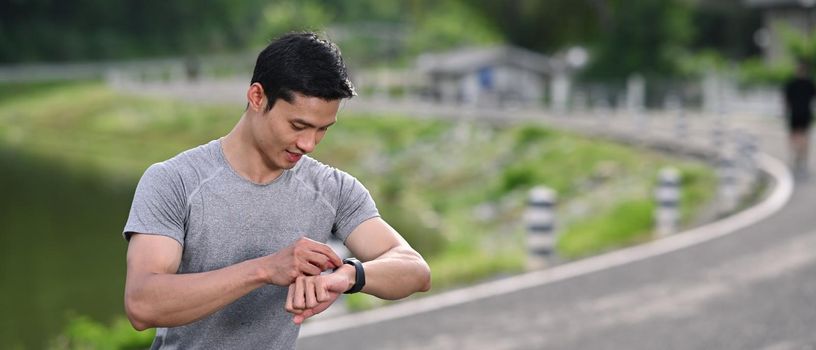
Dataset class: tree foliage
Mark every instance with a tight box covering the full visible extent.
[0,0,265,63]
[0,0,764,82]
[252,0,500,66]
[463,0,600,53]
[465,0,758,82]
[580,0,694,82]
[689,0,761,59]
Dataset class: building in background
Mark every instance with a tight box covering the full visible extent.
[416,45,553,108]
[746,0,816,63]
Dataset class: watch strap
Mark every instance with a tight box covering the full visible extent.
[342,257,365,294]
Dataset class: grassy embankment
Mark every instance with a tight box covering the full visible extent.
[0,82,715,349]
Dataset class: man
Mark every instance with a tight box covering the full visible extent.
[122,32,431,349]
[784,59,816,176]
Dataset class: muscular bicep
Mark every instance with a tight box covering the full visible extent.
[126,233,183,277]
[344,217,412,262]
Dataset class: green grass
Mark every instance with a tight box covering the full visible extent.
[0,80,89,105]
[0,82,718,348]
[0,82,240,180]
[556,163,717,259]
[48,315,156,350]
[557,199,656,259]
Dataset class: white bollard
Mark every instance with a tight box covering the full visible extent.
[737,132,759,188]
[674,101,688,142]
[717,156,739,215]
[526,186,557,269]
[655,167,682,236]
[664,94,684,140]
[627,74,647,136]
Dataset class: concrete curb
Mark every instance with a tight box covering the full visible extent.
[299,152,793,338]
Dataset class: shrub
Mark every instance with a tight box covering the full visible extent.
[49,316,154,350]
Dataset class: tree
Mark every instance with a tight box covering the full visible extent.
[464,0,599,53]
[0,0,265,63]
[581,0,694,82]
[252,0,501,67]
[689,0,761,60]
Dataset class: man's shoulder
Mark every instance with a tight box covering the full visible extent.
[141,140,222,184]
[156,140,218,169]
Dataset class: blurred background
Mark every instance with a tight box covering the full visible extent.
[0,0,812,349]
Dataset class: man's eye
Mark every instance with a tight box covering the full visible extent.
[292,124,306,131]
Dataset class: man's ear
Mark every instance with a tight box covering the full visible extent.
[247,83,267,112]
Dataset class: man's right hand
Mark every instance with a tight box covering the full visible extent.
[124,235,342,330]
[264,237,342,286]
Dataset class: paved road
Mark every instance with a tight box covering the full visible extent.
[297,103,816,350]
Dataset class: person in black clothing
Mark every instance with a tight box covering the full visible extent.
[784,59,816,175]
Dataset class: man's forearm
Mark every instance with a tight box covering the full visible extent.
[125,257,269,330]
[356,247,431,300]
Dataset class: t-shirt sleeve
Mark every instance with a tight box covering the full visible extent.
[123,162,187,246]
[332,173,380,242]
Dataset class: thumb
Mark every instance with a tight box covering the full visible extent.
[293,309,315,325]
[292,293,338,324]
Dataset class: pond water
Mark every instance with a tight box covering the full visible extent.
[0,149,135,349]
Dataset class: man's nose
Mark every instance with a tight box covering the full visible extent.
[296,133,316,154]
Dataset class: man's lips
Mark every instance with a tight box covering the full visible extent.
[285,150,303,162]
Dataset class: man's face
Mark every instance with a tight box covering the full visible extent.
[251,92,340,171]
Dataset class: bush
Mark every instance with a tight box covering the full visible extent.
[49,316,154,350]
[738,58,791,86]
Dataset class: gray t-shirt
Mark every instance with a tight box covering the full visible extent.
[123,139,379,350]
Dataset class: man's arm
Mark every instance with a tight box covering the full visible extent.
[286,217,431,323]
[343,217,431,299]
[125,234,341,330]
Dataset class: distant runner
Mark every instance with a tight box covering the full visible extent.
[783,59,816,178]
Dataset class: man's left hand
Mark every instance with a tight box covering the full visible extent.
[285,271,351,324]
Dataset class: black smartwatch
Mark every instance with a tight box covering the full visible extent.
[342,257,365,294]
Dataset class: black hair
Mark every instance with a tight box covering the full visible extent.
[251,32,356,111]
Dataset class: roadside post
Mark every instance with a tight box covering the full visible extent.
[526,186,557,269]
[655,167,681,236]
[717,155,739,215]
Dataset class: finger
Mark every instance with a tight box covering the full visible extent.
[315,278,329,302]
[294,295,336,324]
[309,295,336,316]
[318,244,343,268]
[293,305,324,325]
[303,250,339,272]
[293,310,313,325]
[293,277,306,310]
[302,240,342,268]
[285,284,296,314]
[305,279,318,309]
[297,258,323,276]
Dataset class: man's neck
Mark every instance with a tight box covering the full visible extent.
[221,115,285,184]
